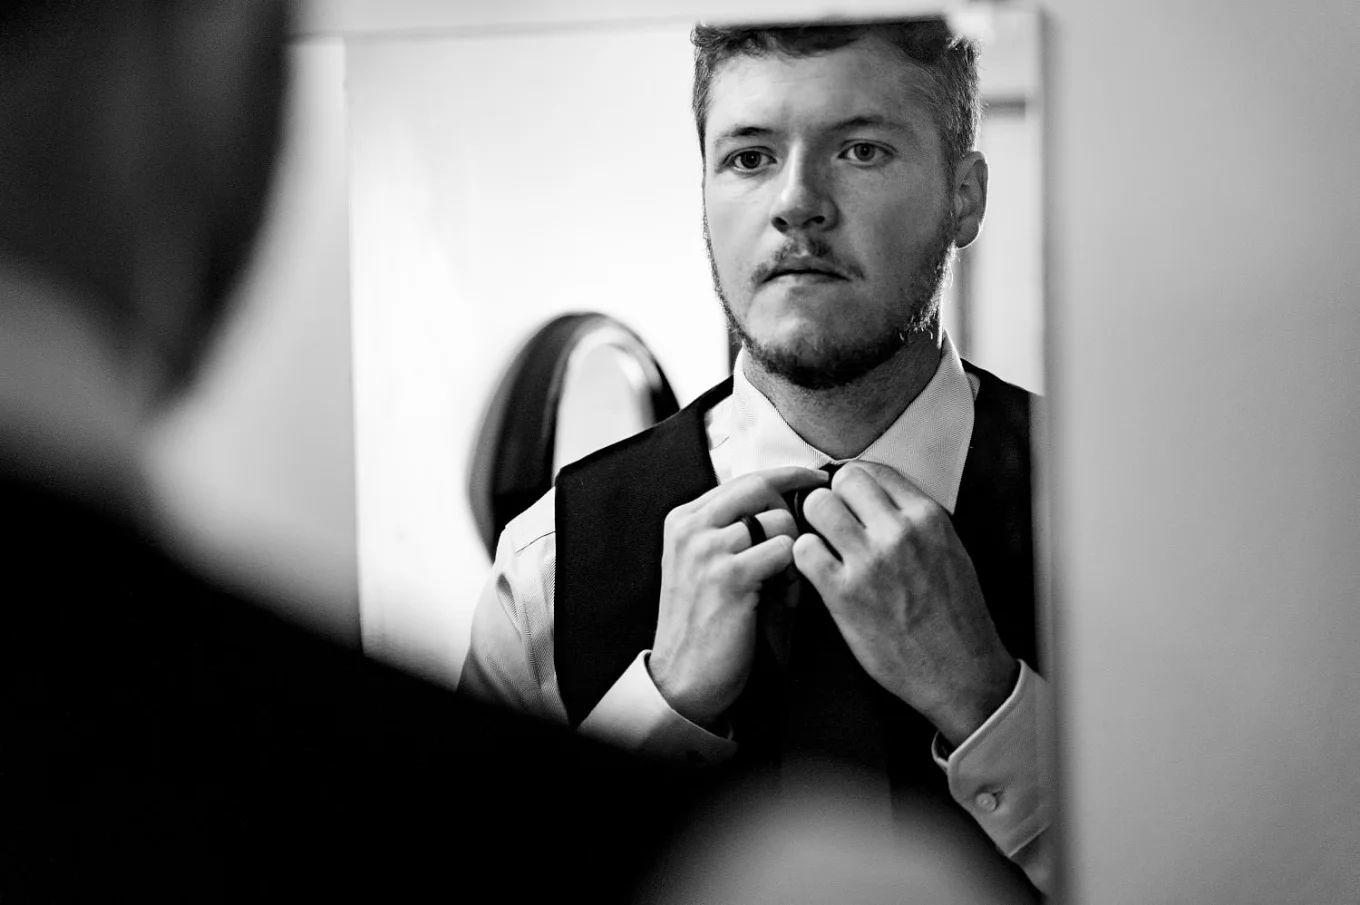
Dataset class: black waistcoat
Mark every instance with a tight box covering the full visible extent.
[555,360,1037,793]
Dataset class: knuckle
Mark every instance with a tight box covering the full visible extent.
[898,496,934,526]
[708,558,739,587]
[832,462,875,489]
[802,486,830,515]
[766,510,797,538]
[734,472,762,493]
[887,506,914,535]
[914,497,944,528]
[662,506,687,534]
[751,477,778,506]
[834,461,867,486]
[682,530,716,561]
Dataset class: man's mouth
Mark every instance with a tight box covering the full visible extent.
[763,261,848,282]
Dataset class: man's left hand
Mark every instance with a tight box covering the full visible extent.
[792,462,1019,749]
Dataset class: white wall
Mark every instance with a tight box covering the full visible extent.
[1044,0,1360,901]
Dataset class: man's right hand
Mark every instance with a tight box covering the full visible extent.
[649,466,830,730]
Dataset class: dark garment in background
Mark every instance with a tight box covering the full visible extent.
[2,476,694,902]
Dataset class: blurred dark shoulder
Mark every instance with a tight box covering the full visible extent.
[2,473,693,902]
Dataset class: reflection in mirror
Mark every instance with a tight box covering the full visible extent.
[552,323,671,475]
[351,11,1048,898]
[465,312,678,560]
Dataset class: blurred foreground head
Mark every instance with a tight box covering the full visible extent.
[0,0,288,402]
[646,767,1036,905]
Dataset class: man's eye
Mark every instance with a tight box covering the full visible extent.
[844,143,887,164]
[730,150,771,171]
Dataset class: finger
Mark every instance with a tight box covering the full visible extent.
[731,534,797,583]
[717,508,799,553]
[829,463,902,534]
[799,486,868,559]
[701,467,829,526]
[792,533,842,592]
[760,507,800,541]
[846,461,931,511]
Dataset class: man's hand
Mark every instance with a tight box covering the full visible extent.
[792,462,1018,748]
[650,467,829,730]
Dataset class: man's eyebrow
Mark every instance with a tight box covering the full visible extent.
[711,125,776,145]
[711,116,917,146]
[830,114,914,134]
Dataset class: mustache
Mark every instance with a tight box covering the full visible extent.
[751,240,862,285]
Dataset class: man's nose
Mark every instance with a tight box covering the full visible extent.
[770,160,837,233]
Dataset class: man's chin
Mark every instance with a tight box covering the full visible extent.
[744,305,844,352]
[749,283,854,324]
[744,334,905,392]
[722,296,921,390]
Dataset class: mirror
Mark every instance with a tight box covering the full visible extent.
[347,22,1047,891]
[345,3,1050,897]
[347,6,1045,689]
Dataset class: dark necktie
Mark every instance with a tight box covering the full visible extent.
[750,464,895,795]
[751,462,839,675]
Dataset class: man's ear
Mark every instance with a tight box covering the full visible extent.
[950,151,988,249]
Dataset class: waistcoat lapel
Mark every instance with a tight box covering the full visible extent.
[555,379,729,727]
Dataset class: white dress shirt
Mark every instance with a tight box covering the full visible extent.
[460,333,1052,892]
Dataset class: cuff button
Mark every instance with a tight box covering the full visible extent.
[975,791,1000,812]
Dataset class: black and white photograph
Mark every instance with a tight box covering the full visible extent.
[3,1,1356,902]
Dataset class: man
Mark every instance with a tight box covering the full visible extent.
[0,3,689,900]
[463,18,1053,894]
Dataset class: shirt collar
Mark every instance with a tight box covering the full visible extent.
[720,332,975,513]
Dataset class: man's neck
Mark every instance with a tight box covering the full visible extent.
[742,328,944,460]
[0,258,154,521]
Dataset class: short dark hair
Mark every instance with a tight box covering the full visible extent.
[691,19,980,172]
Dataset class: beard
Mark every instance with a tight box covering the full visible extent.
[706,210,957,391]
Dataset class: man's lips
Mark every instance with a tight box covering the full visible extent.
[763,264,849,282]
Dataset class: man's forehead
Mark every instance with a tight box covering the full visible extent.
[704,38,936,144]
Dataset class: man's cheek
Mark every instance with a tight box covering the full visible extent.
[718,255,751,300]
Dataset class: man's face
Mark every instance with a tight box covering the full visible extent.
[702,38,959,389]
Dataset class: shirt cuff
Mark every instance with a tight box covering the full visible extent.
[931,660,1052,859]
[576,651,739,767]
